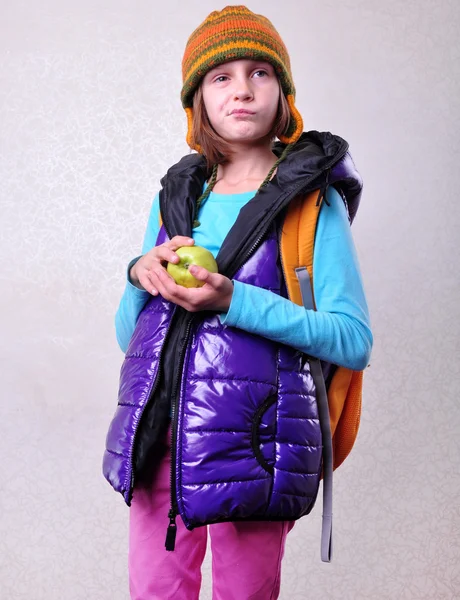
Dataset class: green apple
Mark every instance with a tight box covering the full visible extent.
[167,245,218,288]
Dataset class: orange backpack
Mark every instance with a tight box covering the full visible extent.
[280,188,364,470]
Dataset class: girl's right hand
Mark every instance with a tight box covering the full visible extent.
[130,236,195,295]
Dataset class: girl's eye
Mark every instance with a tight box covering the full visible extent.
[253,70,268,78]
[214,75,229,83]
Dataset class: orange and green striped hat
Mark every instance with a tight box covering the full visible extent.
[181,5,304,150]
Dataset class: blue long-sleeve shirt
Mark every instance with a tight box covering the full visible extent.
[115,186,373,370]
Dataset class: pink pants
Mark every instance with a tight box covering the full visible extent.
[129,428,295,600]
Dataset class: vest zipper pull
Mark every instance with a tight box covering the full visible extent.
[165,509,178,551]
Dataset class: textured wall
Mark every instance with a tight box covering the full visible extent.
[1,1,459,598]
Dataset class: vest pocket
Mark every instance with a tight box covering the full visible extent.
[251,394,277,475]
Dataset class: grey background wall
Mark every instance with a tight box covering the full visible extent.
[1,1,459,598]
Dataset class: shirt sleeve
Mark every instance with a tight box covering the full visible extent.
[114,193,161,353]
[219,186,373,371]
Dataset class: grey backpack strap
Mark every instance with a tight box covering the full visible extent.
[295,267,334,562]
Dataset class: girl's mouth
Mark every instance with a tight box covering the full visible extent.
[229,109,255,115]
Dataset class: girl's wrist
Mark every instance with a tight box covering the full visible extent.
[129,263,139,285]
[220,280,234,312]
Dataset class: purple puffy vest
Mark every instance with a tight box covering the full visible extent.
[103,223,323,528]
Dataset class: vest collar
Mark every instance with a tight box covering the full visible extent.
[159,131,353,279]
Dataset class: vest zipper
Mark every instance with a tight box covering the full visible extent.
[125,306,177,505]
[165,312,195,551]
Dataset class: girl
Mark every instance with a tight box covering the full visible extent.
[103,6,372,599]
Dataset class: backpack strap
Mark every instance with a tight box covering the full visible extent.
[296,266,334,563]
[281,190,333,562]
[280,191,320,307]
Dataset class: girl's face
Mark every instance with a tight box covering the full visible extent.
[201,59,280,146]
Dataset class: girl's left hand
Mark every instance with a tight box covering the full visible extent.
[150,264,234,313]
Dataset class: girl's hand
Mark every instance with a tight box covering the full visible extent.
[151,264,234,313]
[130,236,195,293]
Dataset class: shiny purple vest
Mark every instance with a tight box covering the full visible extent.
[103,223,322,526]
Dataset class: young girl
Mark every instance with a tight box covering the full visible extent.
[103,6,372,599]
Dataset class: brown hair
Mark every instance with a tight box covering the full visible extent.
[192,83,292,167]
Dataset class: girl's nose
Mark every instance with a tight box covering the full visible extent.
[233,79,254,101]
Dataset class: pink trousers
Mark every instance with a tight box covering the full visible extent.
[129,429,295,600]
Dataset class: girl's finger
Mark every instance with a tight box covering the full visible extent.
[167,236,195,251]
[151,265,176,284]
[150,270,180,304]
[155,267,191,302]
[140,272,158,295]
[188,265,212,284]
[144,267,168,296]
[154,266,179,292]
[156,246,180,265]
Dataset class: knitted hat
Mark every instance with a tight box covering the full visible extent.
[181,5,304,151]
